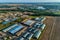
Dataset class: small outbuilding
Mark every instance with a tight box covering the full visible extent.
[22,19,35,26]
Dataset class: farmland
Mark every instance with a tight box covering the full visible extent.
[39,16,60,40]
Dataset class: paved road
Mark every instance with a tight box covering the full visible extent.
[49,17,60,40]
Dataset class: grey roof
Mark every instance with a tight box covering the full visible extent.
[26,33,33,40]
[33,30,41,39]
[18,37,25,40]
[22,32,29,38]
[41,24,46,30]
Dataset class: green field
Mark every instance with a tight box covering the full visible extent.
[55,11,60,14]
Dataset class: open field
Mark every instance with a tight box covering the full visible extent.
[39,16,60,40]
[49,17,60,40]
[55,11,60,15]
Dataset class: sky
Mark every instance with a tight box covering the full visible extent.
[0,0,60,3]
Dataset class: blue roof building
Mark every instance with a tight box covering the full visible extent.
[2,21,10,25]
[8,24,24,34]
[2,18,18,25]
[3,24,17,32]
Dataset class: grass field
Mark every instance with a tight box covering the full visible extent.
[54,11,60,15]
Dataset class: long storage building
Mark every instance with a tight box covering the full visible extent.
[3,24,18,32]
[8,24,24,34]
